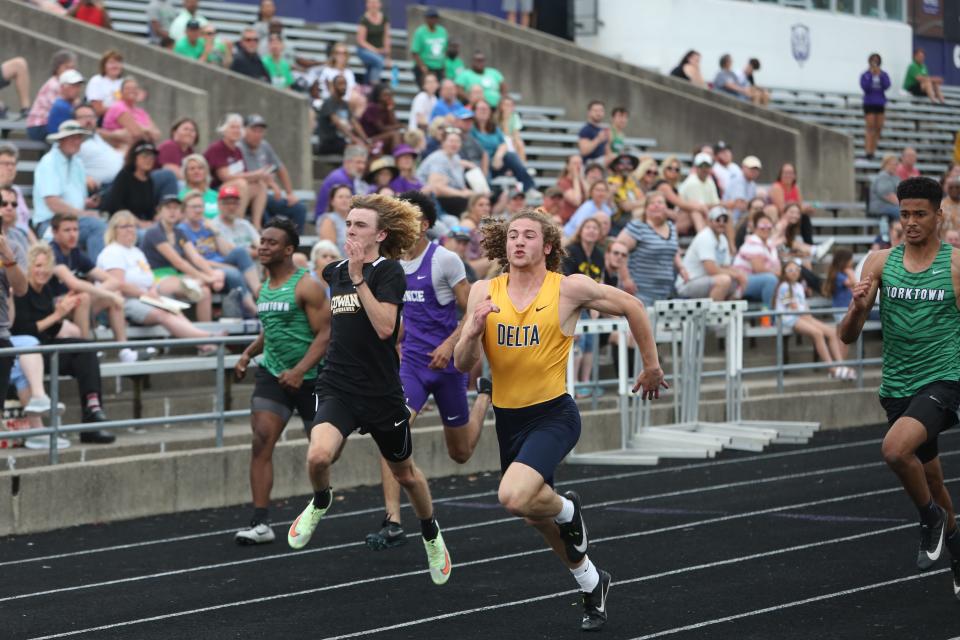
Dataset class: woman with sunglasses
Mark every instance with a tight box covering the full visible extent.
[732,212,780,308]
[655,156,708,236]
[615,192,684,307]
[313,43,357,101]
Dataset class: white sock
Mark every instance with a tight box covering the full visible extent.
[555,496,575,524]
[571,557,599,592]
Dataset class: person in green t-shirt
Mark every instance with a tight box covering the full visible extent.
[410,8,448,88]
[455,51,506,109]
[444,41,465,81]
[201,24,231,69]
[903,48,944,104]
[173,21,214,61]
[262,33,295,89]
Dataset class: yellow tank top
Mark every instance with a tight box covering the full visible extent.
[482,271,573,408]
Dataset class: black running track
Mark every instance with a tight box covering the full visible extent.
[3,424,960,639]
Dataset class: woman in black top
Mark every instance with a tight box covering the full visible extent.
[101,139,159,225]
[669,50,706,88]
[562,216,606,397]
[13,243,113,442]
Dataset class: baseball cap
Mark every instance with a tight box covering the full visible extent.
[392,144,417,159]
[58,69,85,85]
[218,184,241,200]
[425,7,440,17]
[694,153,713,167]
[742,155,762,169]
[449,225,471,241]
[715,140,730,152]
[544,187,564,199]
[158,193,182,206]
[186,19,201,29]
[453,105,475,120]
[131,140,158,156]
[245,114,267,128]
[708,205,730,221]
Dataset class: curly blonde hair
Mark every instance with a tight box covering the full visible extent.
[350,194,421,260]
[481,209,565,273]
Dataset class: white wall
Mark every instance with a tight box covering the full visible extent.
[577,0,913,94]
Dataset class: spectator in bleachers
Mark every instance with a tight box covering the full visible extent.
[147,0,177,45]
[262,33,294,89]
[713,54,751,102]
[903,48,945,105]
[860,53,890,160]
[606,152,643,236]
[471,100,538,197]
[677,206,743,301]
[0,144,32,231]
[74,104,122,194]
[230,28,271,83]
[102,77,162,144]
[868,154,901,222]
[417,128,472,217]
[360,85,404,156]
[771,202,822,293]
[563,180,612,238]
[46,70,85,138]
[555,154,586,223]
[655,155,706,237]
[409,73,438,131]
[315,145,368,217]
[0,187,31,264]
[584,161,606,187]
[442,226,476,283]
[616,192,681,306]
[768,162,814,244]
[0,56,32,121]
[442,109,486,174]
[14,242,114,443]
[47,212,132,353]
[180,190,258,314]
[156,117,198,181]
[316,75,368,156]
[456,51,506,110]
[711,141,742,195]
[946,229,960,249]
[497,95,526,161]
[253,6,322,72]
[503,0,532,27]
[25,49,77,142]
[85,50,124,119]
[430,79,464,120]
[317,183,352,254]
[679,153,721,215]
[101,140,161,225]
[205,113,272,224]
[732,212,779,308]
[895,147,920,180]
[942,175,960,235]
[141,195,222,321]
[98,210,217,350]
[734,197,767,249]
[174,19,219,65]
[604,106,629,162]
[457,192,491,276]
[724,155,761,224]
[389,145,424,193]
[365,156,397,193]
[311,43,357,101]
[309,239,341,287]
[34,120,108,259]
[444,41,465,81]
[356,0,391,86]
[539,187,564,223]
[410,7,448,88]
[211,185,260,265]
[563,216,604,396]
[0,197,26,413]
[774,259,852,379]
[179,153,219,217]
[631,158,660,195]
[238,114,307,232]
[603,240,627,289]
[738,58,769,106]
[823,248,856,322]
[669,50,707,88]
[202,24,233,69]
[578,100,608,162]
[169,0,208,42]
[68,0,111,29]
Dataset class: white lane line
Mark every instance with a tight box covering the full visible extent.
[1,454,914,603]
[627,570,950,639]
[0,434,895,568]
[24,480,941,639]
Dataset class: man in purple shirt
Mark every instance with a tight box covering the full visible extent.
[365,191,491,551]
[388,145,423,193]
[314,145,369,218]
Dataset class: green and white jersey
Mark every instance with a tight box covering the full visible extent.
[258,268,318,380]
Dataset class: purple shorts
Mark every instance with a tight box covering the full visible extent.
[400,360,469,427]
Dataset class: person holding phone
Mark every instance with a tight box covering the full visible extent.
[861,53,891,160]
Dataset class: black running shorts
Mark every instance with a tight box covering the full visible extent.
[880,380,960,464]
[251,368,317,426]
[311,387,413,462]
[493,393,581,486]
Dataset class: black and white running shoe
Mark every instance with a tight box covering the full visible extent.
[234,521,276,545]
[951,558,960,601]
[581,569,611,632]
[918,505,947,571]
[557,491,588,564]
[365,518,407,551]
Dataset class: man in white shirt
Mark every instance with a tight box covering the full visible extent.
[168,0,208,42]
[724,154,761,223]
[711,141,743,195]
[676,206,745,301]
[679,153,720,209]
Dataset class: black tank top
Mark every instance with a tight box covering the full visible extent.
[670,65,689,80]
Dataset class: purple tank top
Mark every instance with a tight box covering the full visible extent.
[401,243,458,372]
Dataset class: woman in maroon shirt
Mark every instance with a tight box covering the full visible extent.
[156,117,198,181]
[203,113,271,227]
[360,84,404,156]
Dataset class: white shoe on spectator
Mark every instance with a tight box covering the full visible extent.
[119,348,139,363]
[525,187,544,200]
[179,277,204,303]
[24,435,71,450]
[814,237,836,262]
[23,396,64,415]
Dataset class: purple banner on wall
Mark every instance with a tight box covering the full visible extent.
[914,35,960,87]
[225,0,506,29]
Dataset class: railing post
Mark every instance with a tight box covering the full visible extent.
[215,341,225,448]
[49,350,60,465]
[775,315,784,395]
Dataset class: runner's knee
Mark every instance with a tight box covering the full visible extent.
[306,443,335,470]
[498,485,532,517]
[390,462,418,488]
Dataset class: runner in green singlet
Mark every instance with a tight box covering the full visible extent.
[840,177,960,598]
[233,217,331,544]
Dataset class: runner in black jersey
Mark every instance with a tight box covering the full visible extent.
[287,194,452,585]
[233,217,330,545]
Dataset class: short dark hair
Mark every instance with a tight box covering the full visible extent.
[263,216,300,250]
[399,189,437,228]
[587,100,604,110]
[749,57,761,70]
[51,211,78,230]
[719,54,731,68]
[868,53,881,66]
[896,176,943,209]
[73,103,96,118]
[611,107,628,118]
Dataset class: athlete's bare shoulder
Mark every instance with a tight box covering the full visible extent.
[861,248,892,283]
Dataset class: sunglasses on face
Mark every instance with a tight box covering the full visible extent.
[610,250,628,257]
[0,200,16,208]
[645,170,658,176]
[669,166,681,171]
[714,216,729,223]
[756,224,773,231]
[243,36,259,42]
